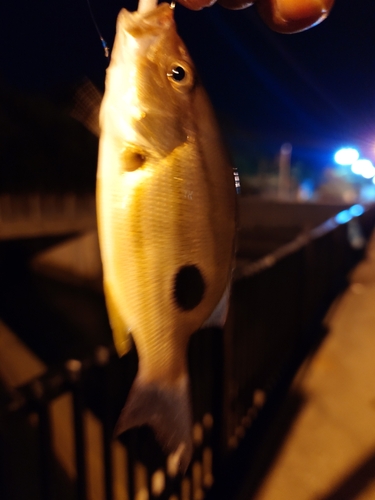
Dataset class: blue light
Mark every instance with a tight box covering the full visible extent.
[351,159,375,178]
[335,210,352,225]
[349,204,364,217]
[334,147,359,166]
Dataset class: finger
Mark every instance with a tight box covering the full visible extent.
[256,0,335,33]
[177,0,217,10]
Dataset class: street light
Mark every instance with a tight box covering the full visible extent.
[351,159,375,179]
[334,147,359,166]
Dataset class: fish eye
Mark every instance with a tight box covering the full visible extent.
[167,62,194,92]
[171,66,186,82]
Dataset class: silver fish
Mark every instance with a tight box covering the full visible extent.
[97,2,237,470]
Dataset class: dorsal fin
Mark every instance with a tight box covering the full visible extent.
[70,78,102,137]
[104,281,132,357]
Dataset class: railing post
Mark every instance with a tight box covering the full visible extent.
[66,360,87,500]
[31,379,54,500]
[0,432,8,500]
[95,346,114,500]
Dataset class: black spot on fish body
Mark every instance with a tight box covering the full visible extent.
[121,149,146,172]
[174,265,205,310]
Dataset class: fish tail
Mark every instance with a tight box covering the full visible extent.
[115,374,193,472]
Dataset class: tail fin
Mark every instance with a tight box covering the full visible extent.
[115,375,193,472]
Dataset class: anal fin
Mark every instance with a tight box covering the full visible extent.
[201,283,231,329]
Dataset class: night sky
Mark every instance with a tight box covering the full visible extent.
[1,0,375,170]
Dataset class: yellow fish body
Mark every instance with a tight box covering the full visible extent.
[97,2,237,470]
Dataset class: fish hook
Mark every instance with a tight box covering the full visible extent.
[86,0,110,59]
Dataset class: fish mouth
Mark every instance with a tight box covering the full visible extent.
[117,3,174,37]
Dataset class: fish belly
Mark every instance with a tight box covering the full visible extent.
[98,137,234,376]
[97,132,235,469]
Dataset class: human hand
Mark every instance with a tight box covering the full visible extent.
[178,0,335,34]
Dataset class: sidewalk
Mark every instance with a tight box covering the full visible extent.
[251,232,375,499]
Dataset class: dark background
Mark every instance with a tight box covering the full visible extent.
[0,0,374,187]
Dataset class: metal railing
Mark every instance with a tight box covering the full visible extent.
[0,193,96,240]
[1,203,374,500]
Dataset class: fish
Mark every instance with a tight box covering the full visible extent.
[96,1,237,471]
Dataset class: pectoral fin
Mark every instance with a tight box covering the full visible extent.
[104,281,131,357]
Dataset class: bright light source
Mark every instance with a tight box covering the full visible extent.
[351,159,375,178]
[349,204,364,217]
[334,147,359,165]
[335,210,352,225]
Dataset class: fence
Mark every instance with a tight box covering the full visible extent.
[0,193,96,240]
[1,202,374,500]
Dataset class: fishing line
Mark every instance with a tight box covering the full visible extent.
[86,0,110,58]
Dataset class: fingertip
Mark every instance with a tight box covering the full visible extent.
[176,0,217,10]
[256,0,335,33]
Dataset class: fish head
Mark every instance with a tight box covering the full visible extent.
[101,3,197,158]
